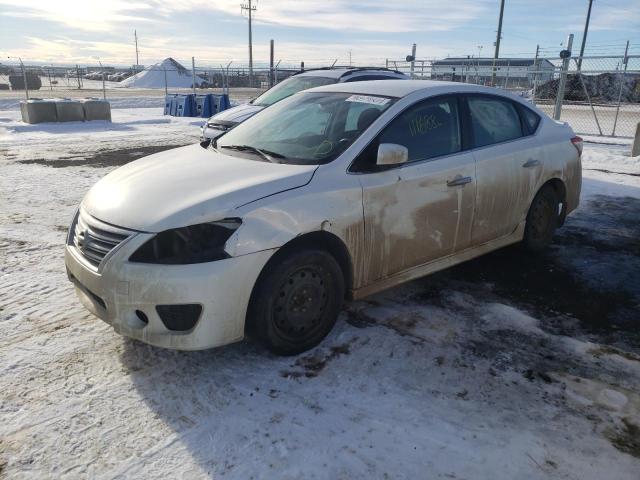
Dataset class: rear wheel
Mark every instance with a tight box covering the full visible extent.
[523,185,559,252]
[247,249,345,355]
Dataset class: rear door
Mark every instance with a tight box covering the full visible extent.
[354,95,476,283]
[465,94,533,244]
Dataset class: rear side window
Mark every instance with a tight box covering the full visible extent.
[378,96,461,162]
[467,95,523,148]
[518,105,541,134]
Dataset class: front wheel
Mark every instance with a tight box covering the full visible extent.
[523,185,559,252]
[247,249,345,355]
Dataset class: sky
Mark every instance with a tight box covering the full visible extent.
[0,0,639,68]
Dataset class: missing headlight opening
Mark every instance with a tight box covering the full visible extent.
[129,219,241,264]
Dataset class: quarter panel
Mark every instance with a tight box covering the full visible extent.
[227,164,367,287]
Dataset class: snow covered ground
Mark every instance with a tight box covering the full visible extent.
[1,110,640,479]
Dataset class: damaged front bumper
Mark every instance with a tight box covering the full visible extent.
[65,232,273,350]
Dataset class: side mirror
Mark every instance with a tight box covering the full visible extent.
[377,143,408,166]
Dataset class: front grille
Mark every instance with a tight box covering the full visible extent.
[73,210,133,268]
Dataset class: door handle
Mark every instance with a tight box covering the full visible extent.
[523,159,541,168]
[447,175,472,187]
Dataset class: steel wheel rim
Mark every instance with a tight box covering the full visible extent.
[272,265,330,341]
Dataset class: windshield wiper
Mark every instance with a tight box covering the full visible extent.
[220,144,286,163]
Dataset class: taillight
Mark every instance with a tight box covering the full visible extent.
[571,136,583,156]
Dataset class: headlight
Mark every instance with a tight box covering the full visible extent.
[129,218,241,264]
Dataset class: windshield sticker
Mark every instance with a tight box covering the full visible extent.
[346,95,390,106]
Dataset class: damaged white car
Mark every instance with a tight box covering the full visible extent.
[66,80,582,354]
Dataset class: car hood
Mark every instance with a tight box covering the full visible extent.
[208,103,264,124]
[82,144,317,232]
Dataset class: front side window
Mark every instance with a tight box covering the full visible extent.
[468,95,523,147]
[216,92,395,165]
[378,96,462,162]
[252,76,337,107]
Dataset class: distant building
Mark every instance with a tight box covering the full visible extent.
[431,57,555,87]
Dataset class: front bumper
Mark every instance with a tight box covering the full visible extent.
[65,234,274,350]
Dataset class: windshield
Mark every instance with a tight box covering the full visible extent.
[252,76,337,107]
[216,92,396,165]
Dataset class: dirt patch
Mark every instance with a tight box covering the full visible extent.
[607,417,640,458]
[589,345,640,363]
[345,306,428,344]
[281,341,353,379]
[17,143,190,168]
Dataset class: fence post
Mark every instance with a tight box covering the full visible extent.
[410,43,416,78]
[192,57,197,96]
[554,34,573,120]
[612,40,630,137]
[164,69,168,96]
[532,45,540,103]
[19,59,29,100]
[504,61,510,88]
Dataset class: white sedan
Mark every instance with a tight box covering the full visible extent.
[66,80,582,354]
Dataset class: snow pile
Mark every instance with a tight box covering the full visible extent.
[117,58,204,89]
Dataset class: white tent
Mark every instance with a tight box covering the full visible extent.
[117,58,204,88]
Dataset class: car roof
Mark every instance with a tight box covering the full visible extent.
[305,79,520,99]
[294,67,405,80]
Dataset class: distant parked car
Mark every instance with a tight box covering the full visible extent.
[67,80,582,355]
[200,67,407,140]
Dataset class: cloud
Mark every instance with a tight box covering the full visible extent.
[0,0,486,33]
[0,0,155,31]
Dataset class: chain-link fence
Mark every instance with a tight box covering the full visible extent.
[386,53,640,138]
[0,62,302,108]
[2,51,639,137]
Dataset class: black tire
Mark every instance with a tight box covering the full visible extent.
[523,185,559,252]
[247,248,345,356]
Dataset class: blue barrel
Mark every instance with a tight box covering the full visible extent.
[210,94,231,115]
[174,94,195,117]
[170,95,180,116]
[163,94,174,115]
[194,94,213,118]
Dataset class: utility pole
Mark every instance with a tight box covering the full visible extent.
[241,0,256,88]
[134,30,140,72]
[269,39,275,87]
[348,50,352,67]
[577,0,594,70]
[491,0,505,86]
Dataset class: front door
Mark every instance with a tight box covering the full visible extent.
[354,95,476,284]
